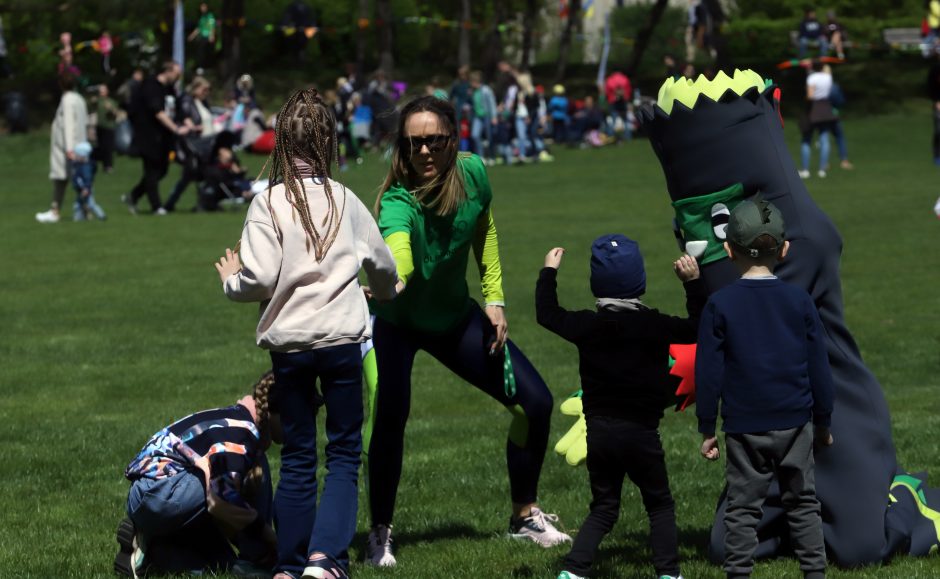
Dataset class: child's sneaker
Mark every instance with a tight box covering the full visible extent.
[365,524,397,567]
[508,507,572,547]
[557,572,585,579]
[302,553,349,578]
[113,518,146,578]
[658,575,685,579]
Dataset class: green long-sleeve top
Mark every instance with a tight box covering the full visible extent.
[370,153,505,334]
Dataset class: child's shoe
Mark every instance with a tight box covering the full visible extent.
[557,572,585,579]
[365,524,397,566]
[509,507,572,547]
[658,575,685,579]
[302,553,349,578]
[539,150,555,162]
[113,518,146,578]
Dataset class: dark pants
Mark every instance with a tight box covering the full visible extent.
[562,416,680,577]
[130,153,169,212]
[270,344,363,577]
[368,306,553,526]
[96,126,115,170]
[933,106,940,161]
[552,119,567,144]
[723,424,825,577]
[165,166,200,211]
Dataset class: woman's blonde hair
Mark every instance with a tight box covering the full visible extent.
[258,87,345,261]
[187,75,210,96]
[375,95,464,217]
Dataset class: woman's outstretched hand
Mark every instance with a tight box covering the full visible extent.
[485,304,508,355]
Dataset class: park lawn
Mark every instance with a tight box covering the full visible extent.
[0,107,938,578]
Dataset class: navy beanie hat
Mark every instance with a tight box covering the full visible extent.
[590,234,646,299]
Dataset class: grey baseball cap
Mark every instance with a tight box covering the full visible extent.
[727,197,786,256]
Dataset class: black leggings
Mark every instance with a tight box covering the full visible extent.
[367,305,553,526]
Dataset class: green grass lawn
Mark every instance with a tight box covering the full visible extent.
[1,108,939,578]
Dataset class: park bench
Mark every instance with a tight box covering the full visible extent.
[882,27,924,51]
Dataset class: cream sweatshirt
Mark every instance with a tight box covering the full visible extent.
[224,178,398,352]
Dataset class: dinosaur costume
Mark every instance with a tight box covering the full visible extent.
[638,69,939,566]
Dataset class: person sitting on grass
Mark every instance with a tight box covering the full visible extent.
[536,236,705,579]
[115,371,280,578]
[695,198,834,579]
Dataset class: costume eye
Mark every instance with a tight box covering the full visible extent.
[711,203,730,240]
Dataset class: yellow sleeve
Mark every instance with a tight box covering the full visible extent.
[384,231,415,286]
[472,208,505,306]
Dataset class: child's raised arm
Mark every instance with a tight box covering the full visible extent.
[673,254,700,282]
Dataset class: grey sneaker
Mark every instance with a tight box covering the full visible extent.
[508,507,572,547]
[365,524,397,567]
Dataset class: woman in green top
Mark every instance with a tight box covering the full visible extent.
[365,95,570,567]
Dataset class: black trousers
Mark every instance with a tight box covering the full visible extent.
[95,127,115,170]
[130,153,169,212]
[562,415,680,577]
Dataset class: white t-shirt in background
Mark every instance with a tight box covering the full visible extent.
[807,72,833,100]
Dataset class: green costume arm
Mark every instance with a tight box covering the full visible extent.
[554,390,587,467]
[384,231,415,286]
[472,208,505,306]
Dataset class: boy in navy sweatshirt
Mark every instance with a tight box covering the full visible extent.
[537,234,704,579]
[695,198,834,579]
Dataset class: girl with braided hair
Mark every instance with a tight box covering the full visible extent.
[215,87,399,579]
[116,371,279,577]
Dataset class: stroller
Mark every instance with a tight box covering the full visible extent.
[175,130,248,211]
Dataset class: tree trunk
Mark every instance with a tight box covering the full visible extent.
[483,0,507,80]
[219,0,244,87]
[555,0,580,83]
[520,0,537,71]
[702,0,730,71]
[458,0,471,68]
[376,0,394,72]
[357,0,370,72]
[624,0,668,78]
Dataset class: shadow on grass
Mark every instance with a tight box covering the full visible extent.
[352,522,491,551]
[588,525,713,576]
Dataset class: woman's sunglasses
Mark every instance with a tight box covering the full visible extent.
[400,134,452,155]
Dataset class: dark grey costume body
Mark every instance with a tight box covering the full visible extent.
[640,84,938,566]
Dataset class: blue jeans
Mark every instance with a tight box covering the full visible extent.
[73,192,107,220]
[270,344,363,576]
[128,473,206,538]
[801,126,831,171]
[514,117,531,159]
[471,116,493,159]
[798,36,829,59]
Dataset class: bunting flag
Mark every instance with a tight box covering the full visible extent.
[583,0,596,20]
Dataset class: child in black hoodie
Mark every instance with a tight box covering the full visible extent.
[536,234,704,579]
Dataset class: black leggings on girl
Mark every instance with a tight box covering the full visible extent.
[368,305,553,526]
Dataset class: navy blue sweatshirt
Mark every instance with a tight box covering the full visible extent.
[536,267,705,424]
[695,277,834,435]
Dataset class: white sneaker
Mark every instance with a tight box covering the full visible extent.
[557,572,585,579]
[817,169,827,178]
[35,209,60,223]
[365,524,397,567]
[797,169,810,179]
[508,507,572,547]
[155,207,168,216]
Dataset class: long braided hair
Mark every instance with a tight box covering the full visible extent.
[259,87,346,261]
[252,370,275,448]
